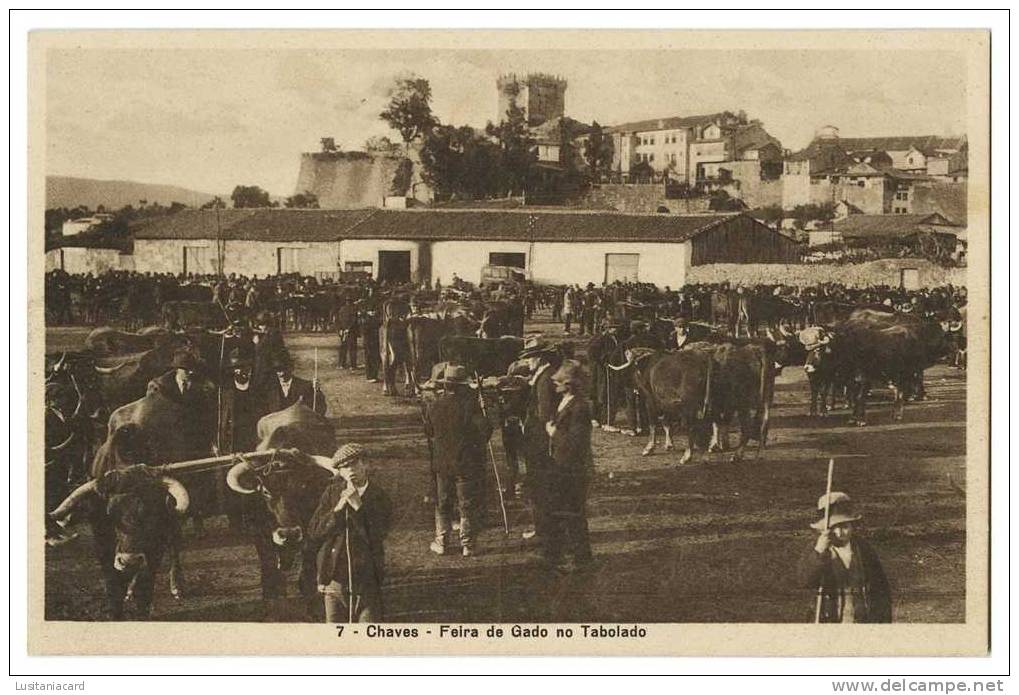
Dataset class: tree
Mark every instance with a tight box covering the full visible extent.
[486,101,535,197]
[750,204,783,227]
[230,185,272,209]
[284,191,320,209]
[201,196,226,210]
[364,135,402,156]
[583,121,614,179]
[379,76,437,148]
[790,203,835,230]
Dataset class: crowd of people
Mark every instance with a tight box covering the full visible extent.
[43,268,952,624]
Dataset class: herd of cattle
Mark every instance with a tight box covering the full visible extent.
[42,270,967,620]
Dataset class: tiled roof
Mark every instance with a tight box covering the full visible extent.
[837,135,966,155]
[132,209,377,242]
[832,212,961,239]
[133,208,748,244]
[605,113,723,135]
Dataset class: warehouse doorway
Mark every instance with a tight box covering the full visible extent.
[489,252,526,268]
[605,253,639,284]
[378,250,411,284]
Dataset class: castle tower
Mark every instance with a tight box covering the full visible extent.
[496,72,568,127]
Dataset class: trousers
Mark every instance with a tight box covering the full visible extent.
[322,581,382,623]
[435,472,480,548]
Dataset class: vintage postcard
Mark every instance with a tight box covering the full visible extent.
[27,28,990,657]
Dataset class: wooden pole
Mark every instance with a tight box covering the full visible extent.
[313,347,319,412]
[475,373,510,534]
[814,457,835,624]
[345,506,355,623]
[157,448,281,475]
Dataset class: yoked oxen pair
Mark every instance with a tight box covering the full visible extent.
[807,308,950,425]
[225,403,337,617]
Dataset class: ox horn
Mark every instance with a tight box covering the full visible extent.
[161,476,190,513]
[49,479,98,520]
[310,455,338,474]
[226,459,258,495]
[52,352,68,374]
[94,362,128,375]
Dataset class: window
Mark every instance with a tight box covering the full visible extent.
[895,191,908,201]
[857,180,866,187]
[605,253,639,283]
[649,154,654,162]
[277,247,301,274]
[650,137,655,145]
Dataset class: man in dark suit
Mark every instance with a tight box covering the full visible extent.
[360,302,382,384]
[422,365,492,557]
[336,297,360,370]
[519,337,561,542]
[307,443,392,623]
[216,349,265,531]
[545,359,595,571]
[147,348,216,461]
[251,311,287,392]
[262,352,327,416]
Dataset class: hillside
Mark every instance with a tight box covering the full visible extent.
[46,175,219,210]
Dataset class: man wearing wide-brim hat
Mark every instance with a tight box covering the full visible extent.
[518,336,562,541]
[421,365,492,557]
[797,491,891,623]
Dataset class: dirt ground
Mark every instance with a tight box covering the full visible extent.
[43,318,967,623]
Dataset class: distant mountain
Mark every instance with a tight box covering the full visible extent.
[46,176,220,210]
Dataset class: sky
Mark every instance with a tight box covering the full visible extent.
[45,47,967,196]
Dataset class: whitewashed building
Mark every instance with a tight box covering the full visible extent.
[130,208,802,286]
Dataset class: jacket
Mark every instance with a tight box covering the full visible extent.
[308,480,392,591]
[146,371,216,459]
[522,365,560,466]
[549,396,594,474]
[797,536,892,623]
[262,375,327,416]
[423,390,493,477]
[217,384,264,454]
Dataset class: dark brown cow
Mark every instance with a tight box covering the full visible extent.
[438,335,525,378]
[225,404,336,612]
[46,466,189,619]
[162,301,228,331]
[610,348,713,463]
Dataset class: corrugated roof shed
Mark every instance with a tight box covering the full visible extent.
[133,208,748,244]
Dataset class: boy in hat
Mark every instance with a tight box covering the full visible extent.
[263,351,326,416]
[543,360,595,571]
[422,365,492,557]
[308,443,392,623]
[798,492,892,623]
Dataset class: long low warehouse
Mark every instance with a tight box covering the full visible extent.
[102,208,801,286]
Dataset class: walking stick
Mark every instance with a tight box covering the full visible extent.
[605,364,611,427]
[216,333,226,453]
[814,457,835,623]
[312,347,319,413]
[344,506,354,623]
[475,374,510,534]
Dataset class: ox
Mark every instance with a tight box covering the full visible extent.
[439,335,525,378]
[225,403,336,615]
[46,465,189,619]
[85,326,172,356]
[162,301,228,331]
[691,340,778,462]
[610,348,713,463]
